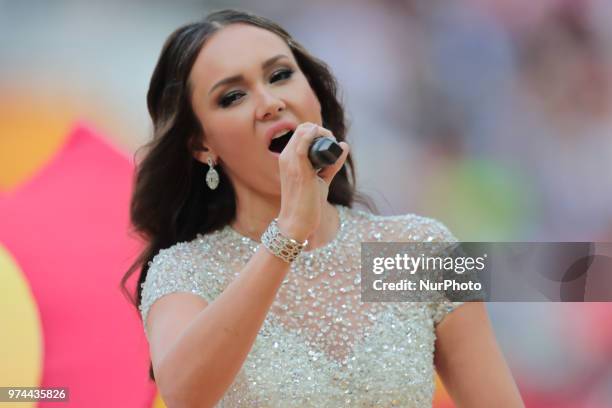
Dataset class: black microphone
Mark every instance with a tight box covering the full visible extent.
[308,136,343,170]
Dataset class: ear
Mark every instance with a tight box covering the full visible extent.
[188,133,215,165]
[192,147,215,165]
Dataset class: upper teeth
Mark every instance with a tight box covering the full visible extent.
[272,129,291,139]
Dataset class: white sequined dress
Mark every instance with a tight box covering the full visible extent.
[140,204,464,407]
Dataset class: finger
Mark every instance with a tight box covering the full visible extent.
[317,141,350,184]
[283,122,316,151]
[279,122,317,163]
[294,124,329,158]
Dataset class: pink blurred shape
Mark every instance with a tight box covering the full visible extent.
[0,122,156,407]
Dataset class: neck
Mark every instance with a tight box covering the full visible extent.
[230,190,339,251]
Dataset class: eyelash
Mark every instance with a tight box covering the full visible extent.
[218,68,295,108]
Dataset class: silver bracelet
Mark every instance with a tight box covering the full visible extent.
[261,218,308,263]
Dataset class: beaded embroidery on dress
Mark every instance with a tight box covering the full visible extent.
[140,205,464,407]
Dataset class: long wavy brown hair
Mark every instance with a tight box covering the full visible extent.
[120,8,377,380]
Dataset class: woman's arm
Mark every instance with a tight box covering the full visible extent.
[434,302,525,408]
[147,244,291,408]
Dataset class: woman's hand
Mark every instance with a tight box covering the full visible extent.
[277,122,349,242]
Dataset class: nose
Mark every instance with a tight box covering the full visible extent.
[255,87,286,121]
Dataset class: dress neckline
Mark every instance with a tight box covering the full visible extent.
[226,204,347,255]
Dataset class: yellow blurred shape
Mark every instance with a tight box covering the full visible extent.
[433,373,452,406]
[0,91,73,192]
[0,244,43,407]
[152,391,167,408]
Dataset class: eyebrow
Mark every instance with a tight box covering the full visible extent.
[207,54,291,96]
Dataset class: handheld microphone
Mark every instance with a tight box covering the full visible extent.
[308,137,343,170]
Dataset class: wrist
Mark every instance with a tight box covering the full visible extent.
[276,217,309,243]
[261,218,309,263]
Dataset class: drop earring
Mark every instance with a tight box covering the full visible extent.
[205,157,220,190]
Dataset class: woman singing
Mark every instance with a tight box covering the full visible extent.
[123,9,523,407]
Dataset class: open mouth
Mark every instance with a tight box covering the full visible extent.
[268,130,294,154]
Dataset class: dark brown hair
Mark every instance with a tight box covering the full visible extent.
[120,8,377,380]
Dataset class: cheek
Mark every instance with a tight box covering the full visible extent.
[204,115,268,179]
[298,82,322,119]
[204,111,253,153]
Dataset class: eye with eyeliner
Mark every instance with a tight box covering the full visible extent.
[217,68,295,108]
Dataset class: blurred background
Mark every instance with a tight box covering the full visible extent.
[1,0,611,407]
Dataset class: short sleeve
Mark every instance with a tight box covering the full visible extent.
[415,216,458,243]
[430,301,465,326]
[397,214,466,326]
[138,242,212,332]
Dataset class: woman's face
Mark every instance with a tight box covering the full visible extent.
[188,23,323,196]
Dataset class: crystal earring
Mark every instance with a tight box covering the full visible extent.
[205,157,219,190]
